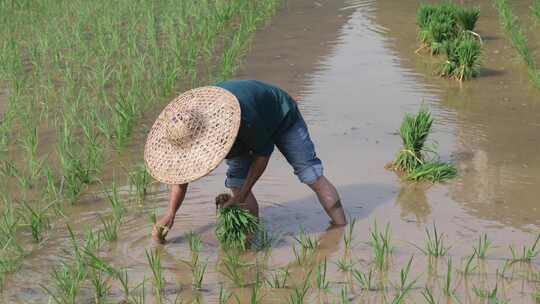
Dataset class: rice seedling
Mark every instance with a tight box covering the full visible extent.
[369,221,392,271]
[416,3,480,46]
[444,257,454,297]
[340,286,351,304]
[252,225,280,252]
[420,223,451,258]
[265,267,289,289]
[393,108,433,173]
[89,269,110,304]
[99,216,119,242]
[461,253,477,276]
[509,233,540,263]
[344,217,356,251]
[146,249,165,300]
[438,33,482,81]
[406,161,458,182]
[534,289,540,303]
[416,3,460,54]
[494,0,540,89]
[397,256,417,293]
[192,259,208,290]
[335,256,356,273]
[294,226,319,252]
[186,231,202,266]
[534,0,540,23]
[130,278,147,304]
[473,285,508,303]
[288,271,312,304]
[103,180,124,222]
[128,163,151,204]
[21,200,52,243]
[219,284,233,304]
[353,267,377,291]
[216,198,259,250]
[421,286,438,304]
[220,250,251,287]
[316,258,330,291]
[496,260,512,280]
[456,6,480,32]
[84,249,131,300]
[473,233,491,259]
[42,260,88,304]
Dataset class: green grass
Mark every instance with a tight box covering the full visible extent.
[216,205,259,251]
[494,0,540,89]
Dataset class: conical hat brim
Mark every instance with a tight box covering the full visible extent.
[144,86,240,184]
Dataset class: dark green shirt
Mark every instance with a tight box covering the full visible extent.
[215,80,298,157]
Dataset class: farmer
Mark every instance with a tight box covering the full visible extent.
[144,80,347,243]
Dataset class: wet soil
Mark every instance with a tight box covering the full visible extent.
[5,0,540,303]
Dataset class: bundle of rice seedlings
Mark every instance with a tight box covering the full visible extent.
[392,108,457,183]
[417,3,460,54]
[416,3,480,54]
[393,108,433,172]
[406,161,458,182]
[456,6,480,31]
[439,33,482,81]
[215,193,259,251]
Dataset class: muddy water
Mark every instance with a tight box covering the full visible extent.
[5,0,540,303]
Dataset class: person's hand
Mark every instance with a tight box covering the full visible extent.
[222,194,244,209]
[152,214,174,244]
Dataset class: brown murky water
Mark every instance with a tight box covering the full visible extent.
[5,0,540,303]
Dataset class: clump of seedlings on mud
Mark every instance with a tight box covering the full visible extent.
[391,107,457,183]
[215,193,260,251]
[416,2,482,81]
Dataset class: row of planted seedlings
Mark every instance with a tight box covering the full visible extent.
[35,174,540,303]
[416,2,482,82]
[493,0,540,89]
[0,0,282,291]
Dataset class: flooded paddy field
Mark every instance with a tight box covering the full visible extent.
[3,0,540,303]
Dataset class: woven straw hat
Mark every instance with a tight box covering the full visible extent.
[144,86,241,184]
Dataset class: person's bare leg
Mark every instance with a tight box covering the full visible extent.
[308,176,346,226]
[231,187,259,217]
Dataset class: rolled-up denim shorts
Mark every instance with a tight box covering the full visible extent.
[225,113,323,188]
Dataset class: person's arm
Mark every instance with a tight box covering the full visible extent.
[152,183,188,243]
[224,155,269,207]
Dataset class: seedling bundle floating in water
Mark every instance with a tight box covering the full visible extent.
[392,108,457,183]
[215,193,259,250]
[416,2,482,82]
